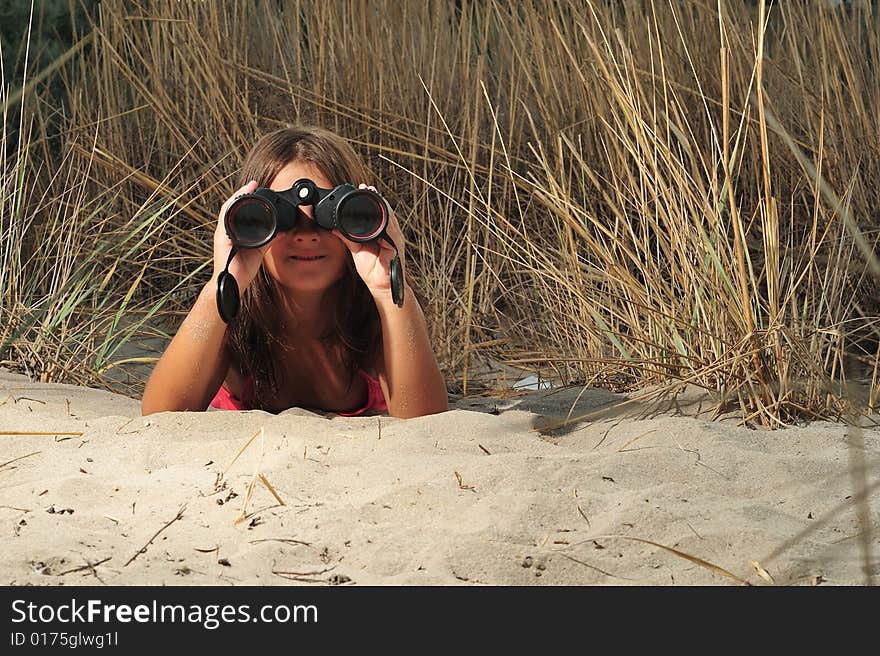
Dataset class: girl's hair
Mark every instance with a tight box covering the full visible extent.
[227,125,381,408]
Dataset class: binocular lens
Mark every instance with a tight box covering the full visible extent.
[338,193,386,241]
[227,198,275,248]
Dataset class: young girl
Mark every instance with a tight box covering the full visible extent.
[142,125,448,418]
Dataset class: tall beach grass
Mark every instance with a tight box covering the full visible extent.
[1,0,878,425]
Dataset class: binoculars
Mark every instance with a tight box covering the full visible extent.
[215,178,404,323]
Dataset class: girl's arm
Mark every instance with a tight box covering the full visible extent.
[373,284,448,418]
[142,180,265,414]
[335,185,448,418]
[141,281,231,413]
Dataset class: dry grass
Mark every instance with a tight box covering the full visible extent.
[2,0,878,425]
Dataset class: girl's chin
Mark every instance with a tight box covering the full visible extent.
[272,274,346,294]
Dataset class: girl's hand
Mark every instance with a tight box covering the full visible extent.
[333,184,406,302]
[212,180,270,291]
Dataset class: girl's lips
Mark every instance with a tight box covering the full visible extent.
[289,254,326,261]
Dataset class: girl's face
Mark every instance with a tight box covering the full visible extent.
[261,159,350,295]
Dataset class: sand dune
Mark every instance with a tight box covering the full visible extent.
[1,368,877,586]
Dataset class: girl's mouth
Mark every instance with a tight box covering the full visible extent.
[290,255,325,261]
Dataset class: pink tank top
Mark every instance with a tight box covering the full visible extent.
[209,368,387,416]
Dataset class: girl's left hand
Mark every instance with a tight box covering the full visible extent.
[332,184,406,301]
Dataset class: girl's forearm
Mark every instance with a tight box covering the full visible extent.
[374,285,448,418]
[141,281,230,414]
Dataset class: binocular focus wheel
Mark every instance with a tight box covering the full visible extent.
[292,179,318,205]
[216,271,240,323]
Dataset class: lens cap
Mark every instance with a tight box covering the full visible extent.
[390,255,404,307]
[216,271,240,323]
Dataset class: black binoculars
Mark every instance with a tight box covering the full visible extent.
[215,178,404,323]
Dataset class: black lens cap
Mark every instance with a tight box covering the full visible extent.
[216,271,240,323]
[390,255,404,307]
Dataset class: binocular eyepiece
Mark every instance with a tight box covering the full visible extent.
[216,178,404,323]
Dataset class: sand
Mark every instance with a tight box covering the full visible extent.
[1,367,877,586]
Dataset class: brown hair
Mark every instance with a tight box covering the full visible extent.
[227,125,381,408]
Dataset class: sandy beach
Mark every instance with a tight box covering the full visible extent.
[1,367,877,586]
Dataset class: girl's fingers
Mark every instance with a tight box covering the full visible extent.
[238,180,258,195]
[220,180,258,219]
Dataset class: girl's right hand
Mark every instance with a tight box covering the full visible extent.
[212,180,269,292]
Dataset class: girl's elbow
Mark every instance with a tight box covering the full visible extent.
[141,393,200,415]
[388,397,448,419]
[141,395,169,415]
[420,389,450,416]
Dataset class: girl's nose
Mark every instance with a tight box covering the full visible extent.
[291,209,320,239]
